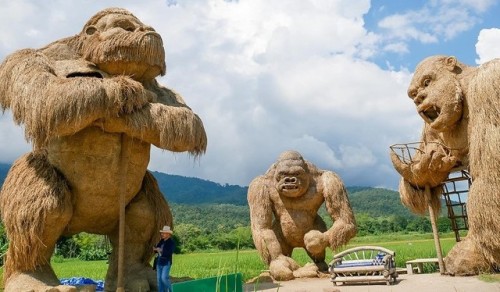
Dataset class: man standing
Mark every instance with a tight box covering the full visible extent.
[154,226,175,292]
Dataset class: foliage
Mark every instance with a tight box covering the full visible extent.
[56,233,110,261]
[78,247,110,261]
[0,163,462,261]
[348,188,415,217]
[74,233,111,261]
[152,171,249,205]
[0,223,8,265]
[56,236,80,258]
[0,234,461,283]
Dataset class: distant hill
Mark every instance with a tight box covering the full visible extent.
[151,171,249,205]
[0,163,411,217]
[348,188,415,218]
[0,164,10,186]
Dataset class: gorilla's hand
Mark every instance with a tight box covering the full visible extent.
[390,144,456,187]
[304,230,328,255]
[105,76,155,115]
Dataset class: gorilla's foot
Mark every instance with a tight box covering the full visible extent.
[293,263,319,278]
[4,265,76,292]
[269,255,300,281]
[444,238,491,276]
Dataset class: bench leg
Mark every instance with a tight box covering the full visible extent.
[406,263,413,275]
[417,263,424,274]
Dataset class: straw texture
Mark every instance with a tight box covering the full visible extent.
[0,7,206,291]
[392,55,500,275]
[248,150,356,280]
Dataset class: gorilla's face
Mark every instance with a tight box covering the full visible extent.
[274,160,310,198]
[82,13,166,81]
[407,57,464,132]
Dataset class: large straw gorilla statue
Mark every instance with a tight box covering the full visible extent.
[0,8,207,291]
[391,55,499,275]
[248,150,356,280]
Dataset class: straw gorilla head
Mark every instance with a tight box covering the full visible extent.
[79,8,166,81]
[274,151,311,198]
[407,56,464,132]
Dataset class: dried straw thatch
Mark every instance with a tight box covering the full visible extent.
[0,151,72,281]
[247,150,356,280]
[0,7,206,291]
[391,55,500,275]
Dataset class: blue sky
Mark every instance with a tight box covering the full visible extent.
[1,0,499,189]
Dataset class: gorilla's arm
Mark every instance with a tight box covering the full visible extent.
[247,176,282,264]
[391,126,454,215]
[397,177,442,215]
[0,49,148,149]
[391,125,456,188]
[321,172,357,249]
[98,84,207,155]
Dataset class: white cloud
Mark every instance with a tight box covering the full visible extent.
[450,0,498,13]
[375,0,496,54]
[0,113,30,163]
[339,144,376,168]
[475,28,500,64]
[0,0,430,190]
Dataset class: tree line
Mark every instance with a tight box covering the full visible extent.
[0,166,457,261]
[0,203,451,262]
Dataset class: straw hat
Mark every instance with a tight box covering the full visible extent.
[159,225,173,234]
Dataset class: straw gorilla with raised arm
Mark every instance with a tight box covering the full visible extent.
[391,55,500,275]
[0,8,206,291]
[248,151,356,280]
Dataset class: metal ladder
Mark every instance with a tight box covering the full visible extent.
[441,167,470,242]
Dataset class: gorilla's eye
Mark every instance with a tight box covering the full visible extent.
[423,79,431,87]
[124,26,135,32]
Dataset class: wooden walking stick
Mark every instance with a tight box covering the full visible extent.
[425,184,446,274]
[116,134,130,292]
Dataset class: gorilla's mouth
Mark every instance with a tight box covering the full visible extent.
[282,184,298,190]
[419,106,440,123]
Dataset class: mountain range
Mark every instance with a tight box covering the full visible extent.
[0,163,414,218]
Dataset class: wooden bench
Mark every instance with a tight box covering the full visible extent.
[405,258,439,274]
[328,246,398,286]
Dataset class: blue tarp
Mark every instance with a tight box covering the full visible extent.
[60,277,105,291]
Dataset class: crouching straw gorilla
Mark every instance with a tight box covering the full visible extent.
[0,8,206,291]
[391,55,500,275]
[248,150,356,280]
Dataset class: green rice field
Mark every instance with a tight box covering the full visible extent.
[4,231,496,288]
[43,233,459,282]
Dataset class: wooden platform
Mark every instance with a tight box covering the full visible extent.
[405,258,439,274]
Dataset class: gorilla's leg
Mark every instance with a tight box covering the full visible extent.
[304,215,329,271]
[0,153,74,292]
[444,238,491,275]
[444,178,499,275]
[267,224,301,281]
[105,171,172,291]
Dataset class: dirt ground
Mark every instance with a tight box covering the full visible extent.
[243,273,500,292]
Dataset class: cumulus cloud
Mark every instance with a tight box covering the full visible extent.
[475,28,500,64]
[2,0,488,191]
